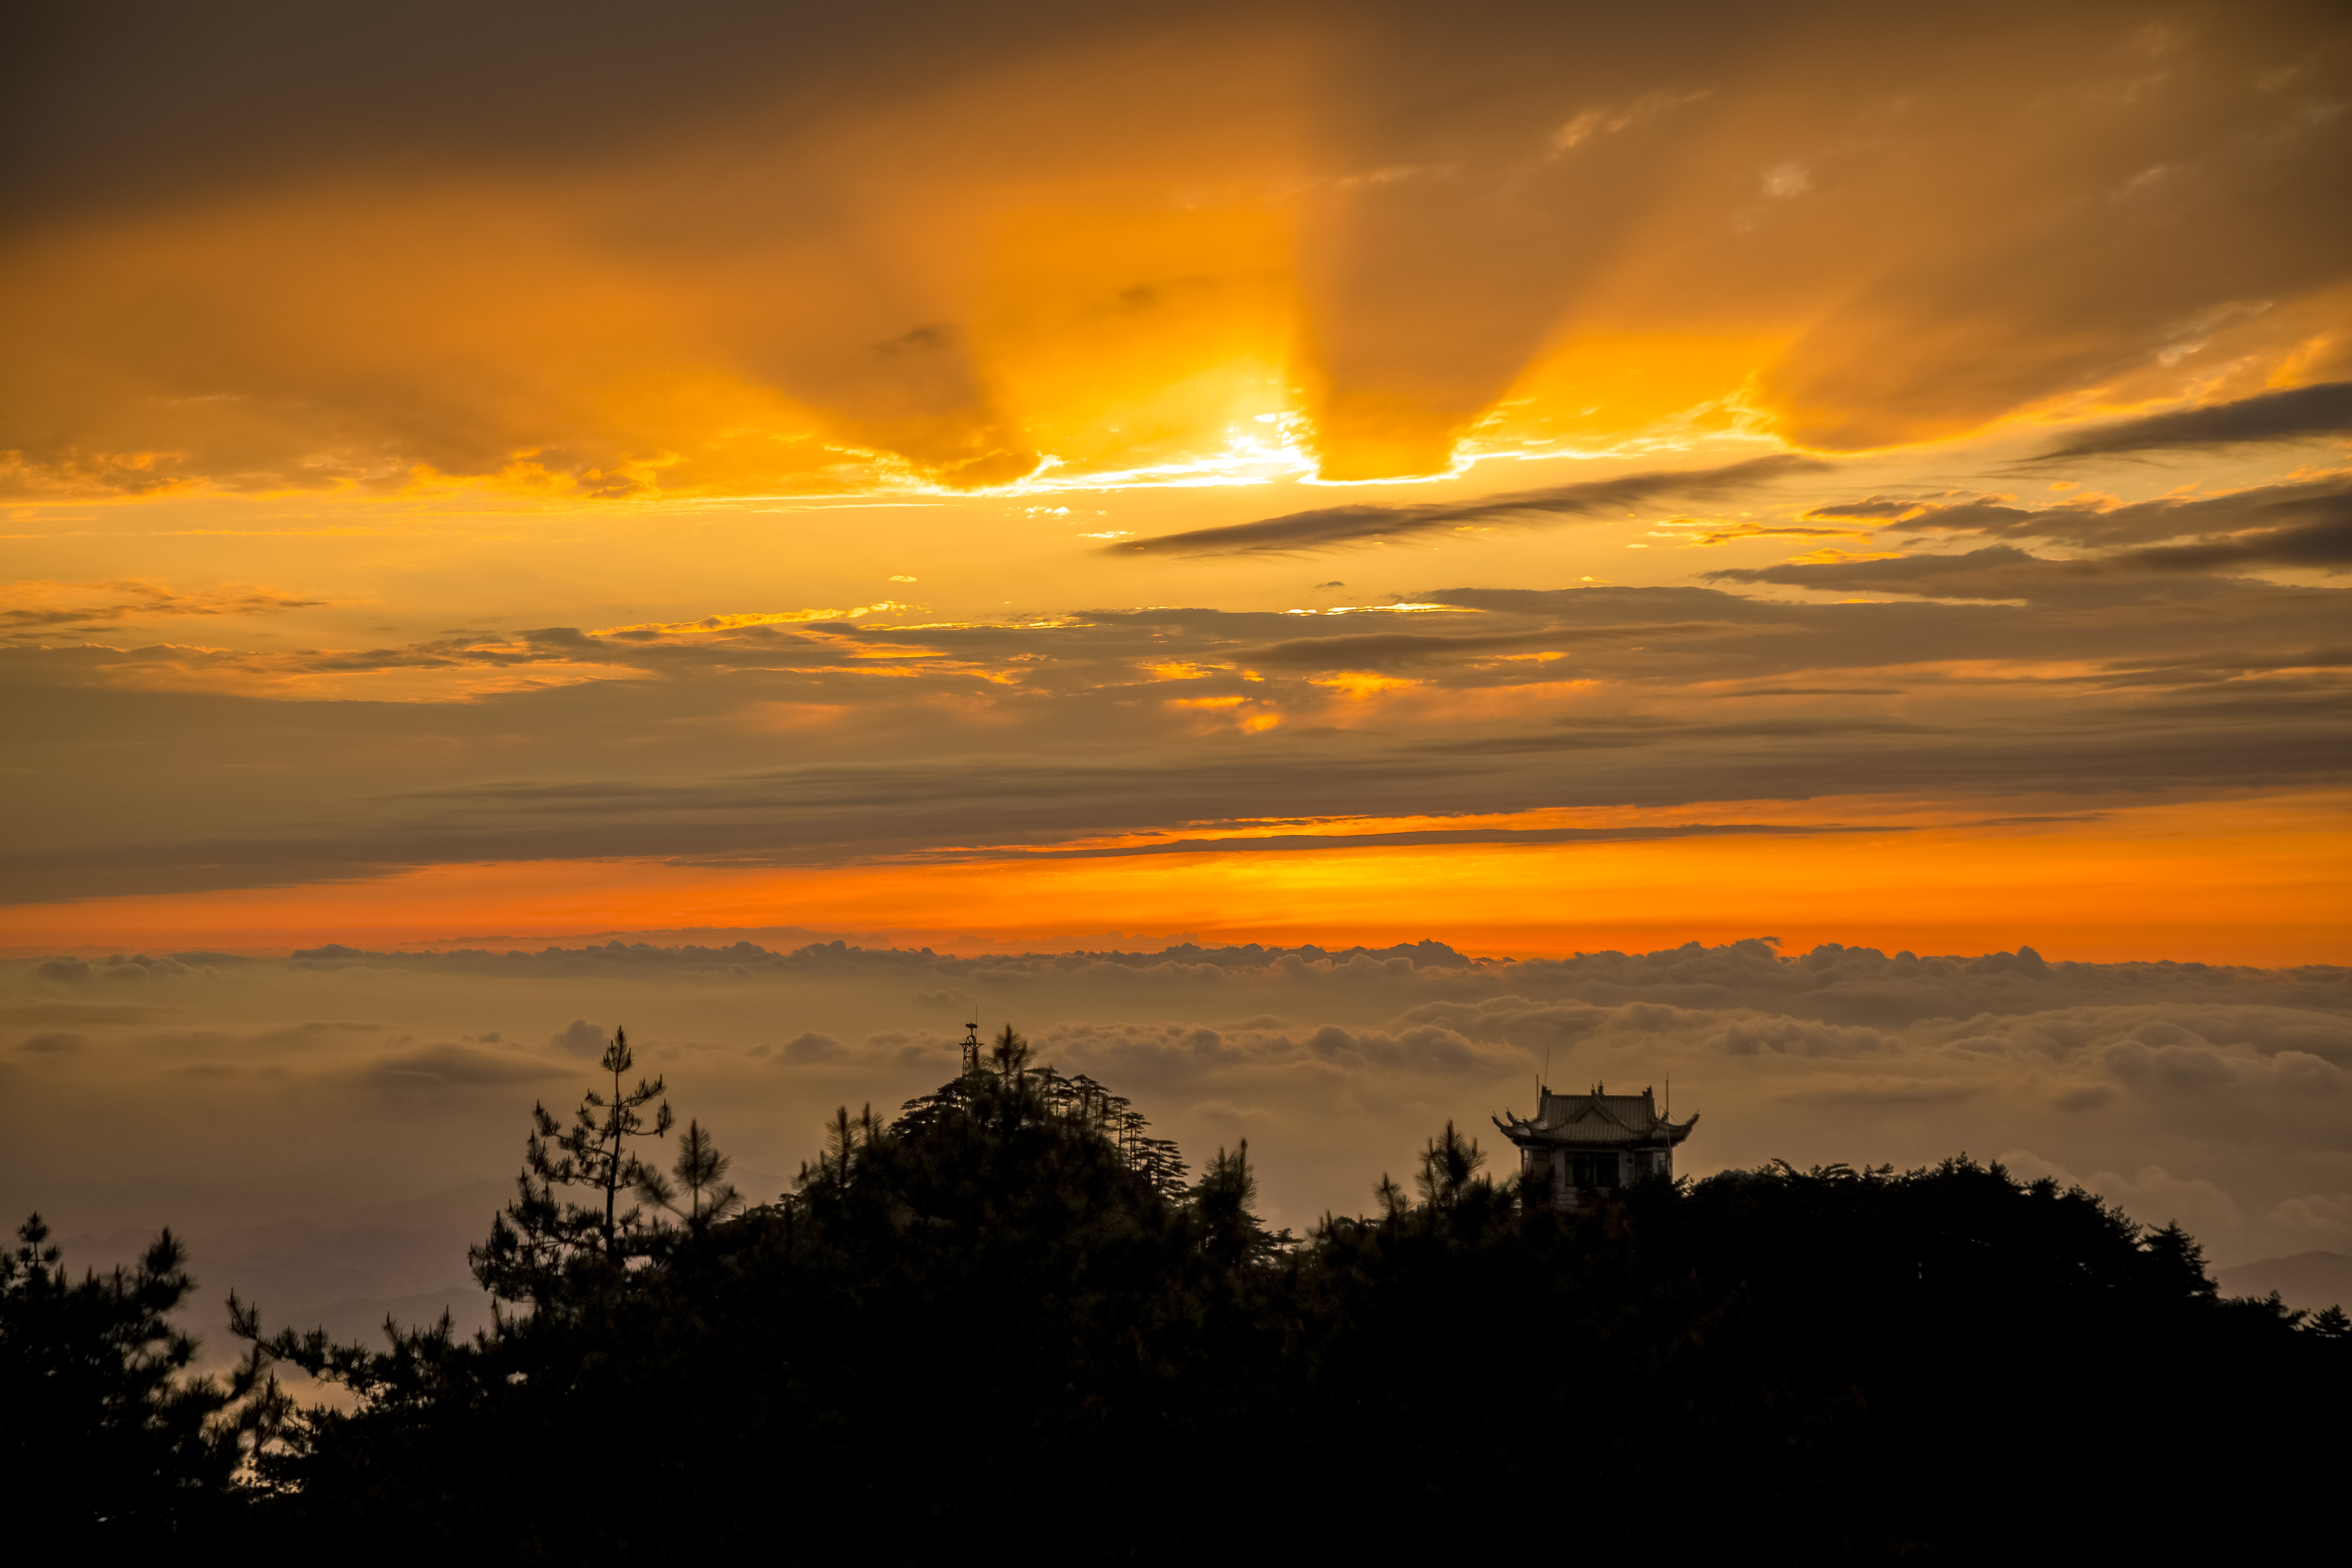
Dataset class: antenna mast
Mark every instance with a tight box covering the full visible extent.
[962,1016,981,1076]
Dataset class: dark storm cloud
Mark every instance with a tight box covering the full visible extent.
[1107,456,1830,556]
[2030,382,2352,462]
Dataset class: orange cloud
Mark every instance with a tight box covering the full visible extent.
[6,5,2345,495]
[6,793,2343,967]
[4,3,2347,981]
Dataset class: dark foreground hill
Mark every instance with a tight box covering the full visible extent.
[7,1028,2344,1560]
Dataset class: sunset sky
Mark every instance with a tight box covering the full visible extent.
[6,0,2349,961]
[4,3,2350,1297]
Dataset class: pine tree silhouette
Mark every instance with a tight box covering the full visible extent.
[1413,1120,1486,1208]
[651,1120,742,1234]
[470,1025,674,1303]
[63,1032,2346,1557]
[2,1214,281,1532]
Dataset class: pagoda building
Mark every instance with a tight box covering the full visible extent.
[1492,1084,1697,1211]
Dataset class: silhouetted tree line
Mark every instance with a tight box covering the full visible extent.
[7,1023,2345,1558]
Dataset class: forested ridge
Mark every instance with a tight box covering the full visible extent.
[7,1025,2343,1559]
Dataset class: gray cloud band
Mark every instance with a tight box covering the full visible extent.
[4,500,2346,904]
[1107,456,1832,556]
[2028,382,2352,463]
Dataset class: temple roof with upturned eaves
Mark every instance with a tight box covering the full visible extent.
[1491,1086,1697,1148]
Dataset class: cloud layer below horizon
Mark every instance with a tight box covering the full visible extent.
[9,938,2348,1298]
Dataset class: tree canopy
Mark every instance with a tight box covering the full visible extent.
[9,1027,2345,1558]
[0,1214,279,1535]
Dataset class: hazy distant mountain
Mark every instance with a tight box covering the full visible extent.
[50,1171,788,1362]
[56,1180,510,1362]
[285,1285,498,1344]
[2217,1251,2352,1313]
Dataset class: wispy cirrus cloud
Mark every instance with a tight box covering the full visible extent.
[2028,382,2352,463]
[1237,622,1706,669]
[0,580,327,639]
[1107,456,1830,556]
[1804,476,2352,552]
[1710,488,2352,598]
[4,556,2347,905]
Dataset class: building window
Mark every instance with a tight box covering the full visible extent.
[1571,1153,1619,1189]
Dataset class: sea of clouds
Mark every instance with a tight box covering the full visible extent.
[7,936,2347,1343]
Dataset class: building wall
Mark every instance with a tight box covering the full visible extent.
[1521,1144,1676,1211]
